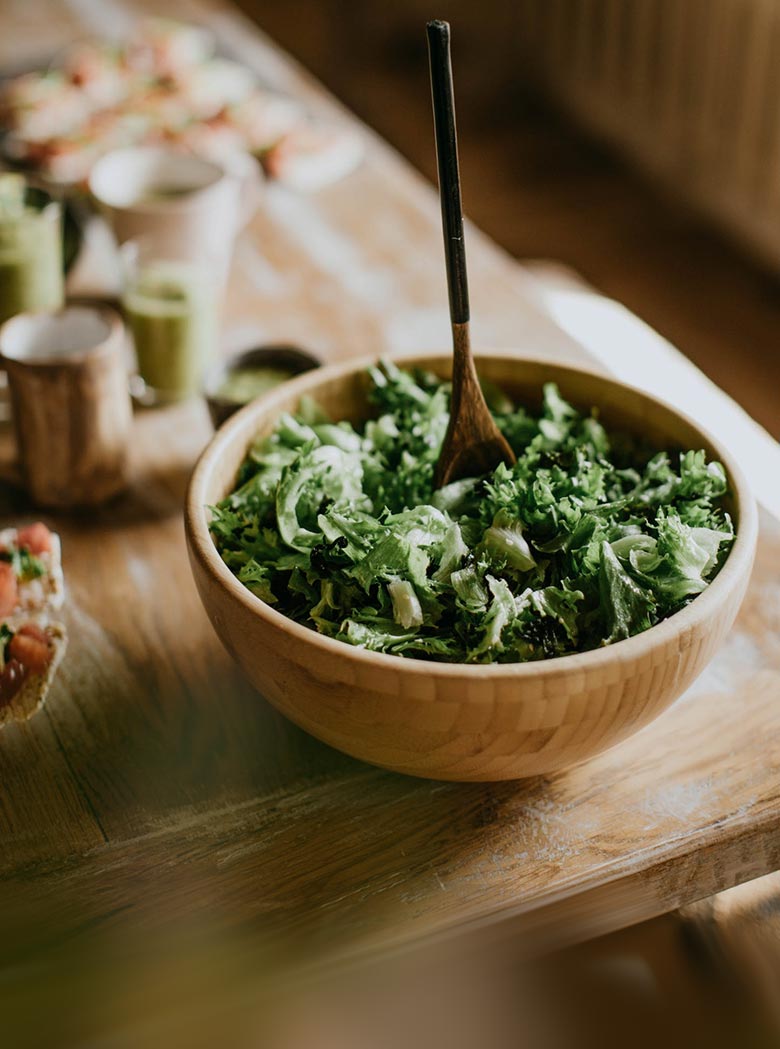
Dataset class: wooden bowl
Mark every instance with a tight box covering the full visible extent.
[185,352,758,781]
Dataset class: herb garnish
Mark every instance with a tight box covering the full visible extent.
[0,546,46,582]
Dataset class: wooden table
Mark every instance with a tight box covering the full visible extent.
[2,0,780,1037]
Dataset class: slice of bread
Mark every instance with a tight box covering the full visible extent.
[0,623,67,727]
[0,527,64,614]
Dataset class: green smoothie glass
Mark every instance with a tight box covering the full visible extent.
[121,239,220,406]
[0,175,64,325]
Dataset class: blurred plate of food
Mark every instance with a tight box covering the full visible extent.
[0,17,364,193]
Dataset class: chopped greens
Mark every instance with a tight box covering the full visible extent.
[211,362,735,664]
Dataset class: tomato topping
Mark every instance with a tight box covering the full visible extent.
[16,623,49,643]
[0,658,26,707]
[17,523,52,555]
[8,627,52,674]
[0,562,18,617]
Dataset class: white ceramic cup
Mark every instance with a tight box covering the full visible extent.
[88,146,261,286]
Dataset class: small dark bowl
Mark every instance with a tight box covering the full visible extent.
[204,344,322,428]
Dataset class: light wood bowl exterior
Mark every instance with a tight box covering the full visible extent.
[185,352,758,781]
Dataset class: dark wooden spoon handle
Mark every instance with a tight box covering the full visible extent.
[426,19,469,326]
[427,19,515,487]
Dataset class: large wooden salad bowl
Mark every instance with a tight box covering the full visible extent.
[185,352,758,781]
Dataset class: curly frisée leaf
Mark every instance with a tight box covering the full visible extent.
[599,541,655,642]
[481,509,536,572]
[211,361,735,663]
[276,444,365,550]
[469,576,517,659]
[388,579,424,629]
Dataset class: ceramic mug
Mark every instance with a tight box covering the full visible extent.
[0,303,132,508]
[88,146,261,287]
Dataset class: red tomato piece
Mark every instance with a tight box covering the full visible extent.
[16,623,49,643]
[0,562,18,617]
[17,522,52,555]
[0,658,26,707]
[8,628,52,674]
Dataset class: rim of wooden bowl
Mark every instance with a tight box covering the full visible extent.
[186,350,758,682]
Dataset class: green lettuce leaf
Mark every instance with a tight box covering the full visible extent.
[599,541,656,642]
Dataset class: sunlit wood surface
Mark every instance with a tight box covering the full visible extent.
[1,0,779,992]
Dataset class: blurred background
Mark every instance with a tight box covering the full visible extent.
[244,0,780,437]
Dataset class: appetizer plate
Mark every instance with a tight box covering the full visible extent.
[185,352,758,781]
[0,22,364,193]
[0,522,67,727]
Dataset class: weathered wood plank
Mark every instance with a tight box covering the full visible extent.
[0,713,107,868]
[3,541,780,965]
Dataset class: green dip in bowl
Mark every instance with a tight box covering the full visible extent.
[204,345,321,428]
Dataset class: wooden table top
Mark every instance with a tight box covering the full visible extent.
[2,0,780,1002]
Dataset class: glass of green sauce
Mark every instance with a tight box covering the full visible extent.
[204,345,322,428]
[121,239,219,406]
[0,174,64,326]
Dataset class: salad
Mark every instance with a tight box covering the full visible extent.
[211,362,735,664]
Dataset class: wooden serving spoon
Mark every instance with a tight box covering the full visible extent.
[426,20,516,488]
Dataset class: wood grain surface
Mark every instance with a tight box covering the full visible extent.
[1,0,779,992]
